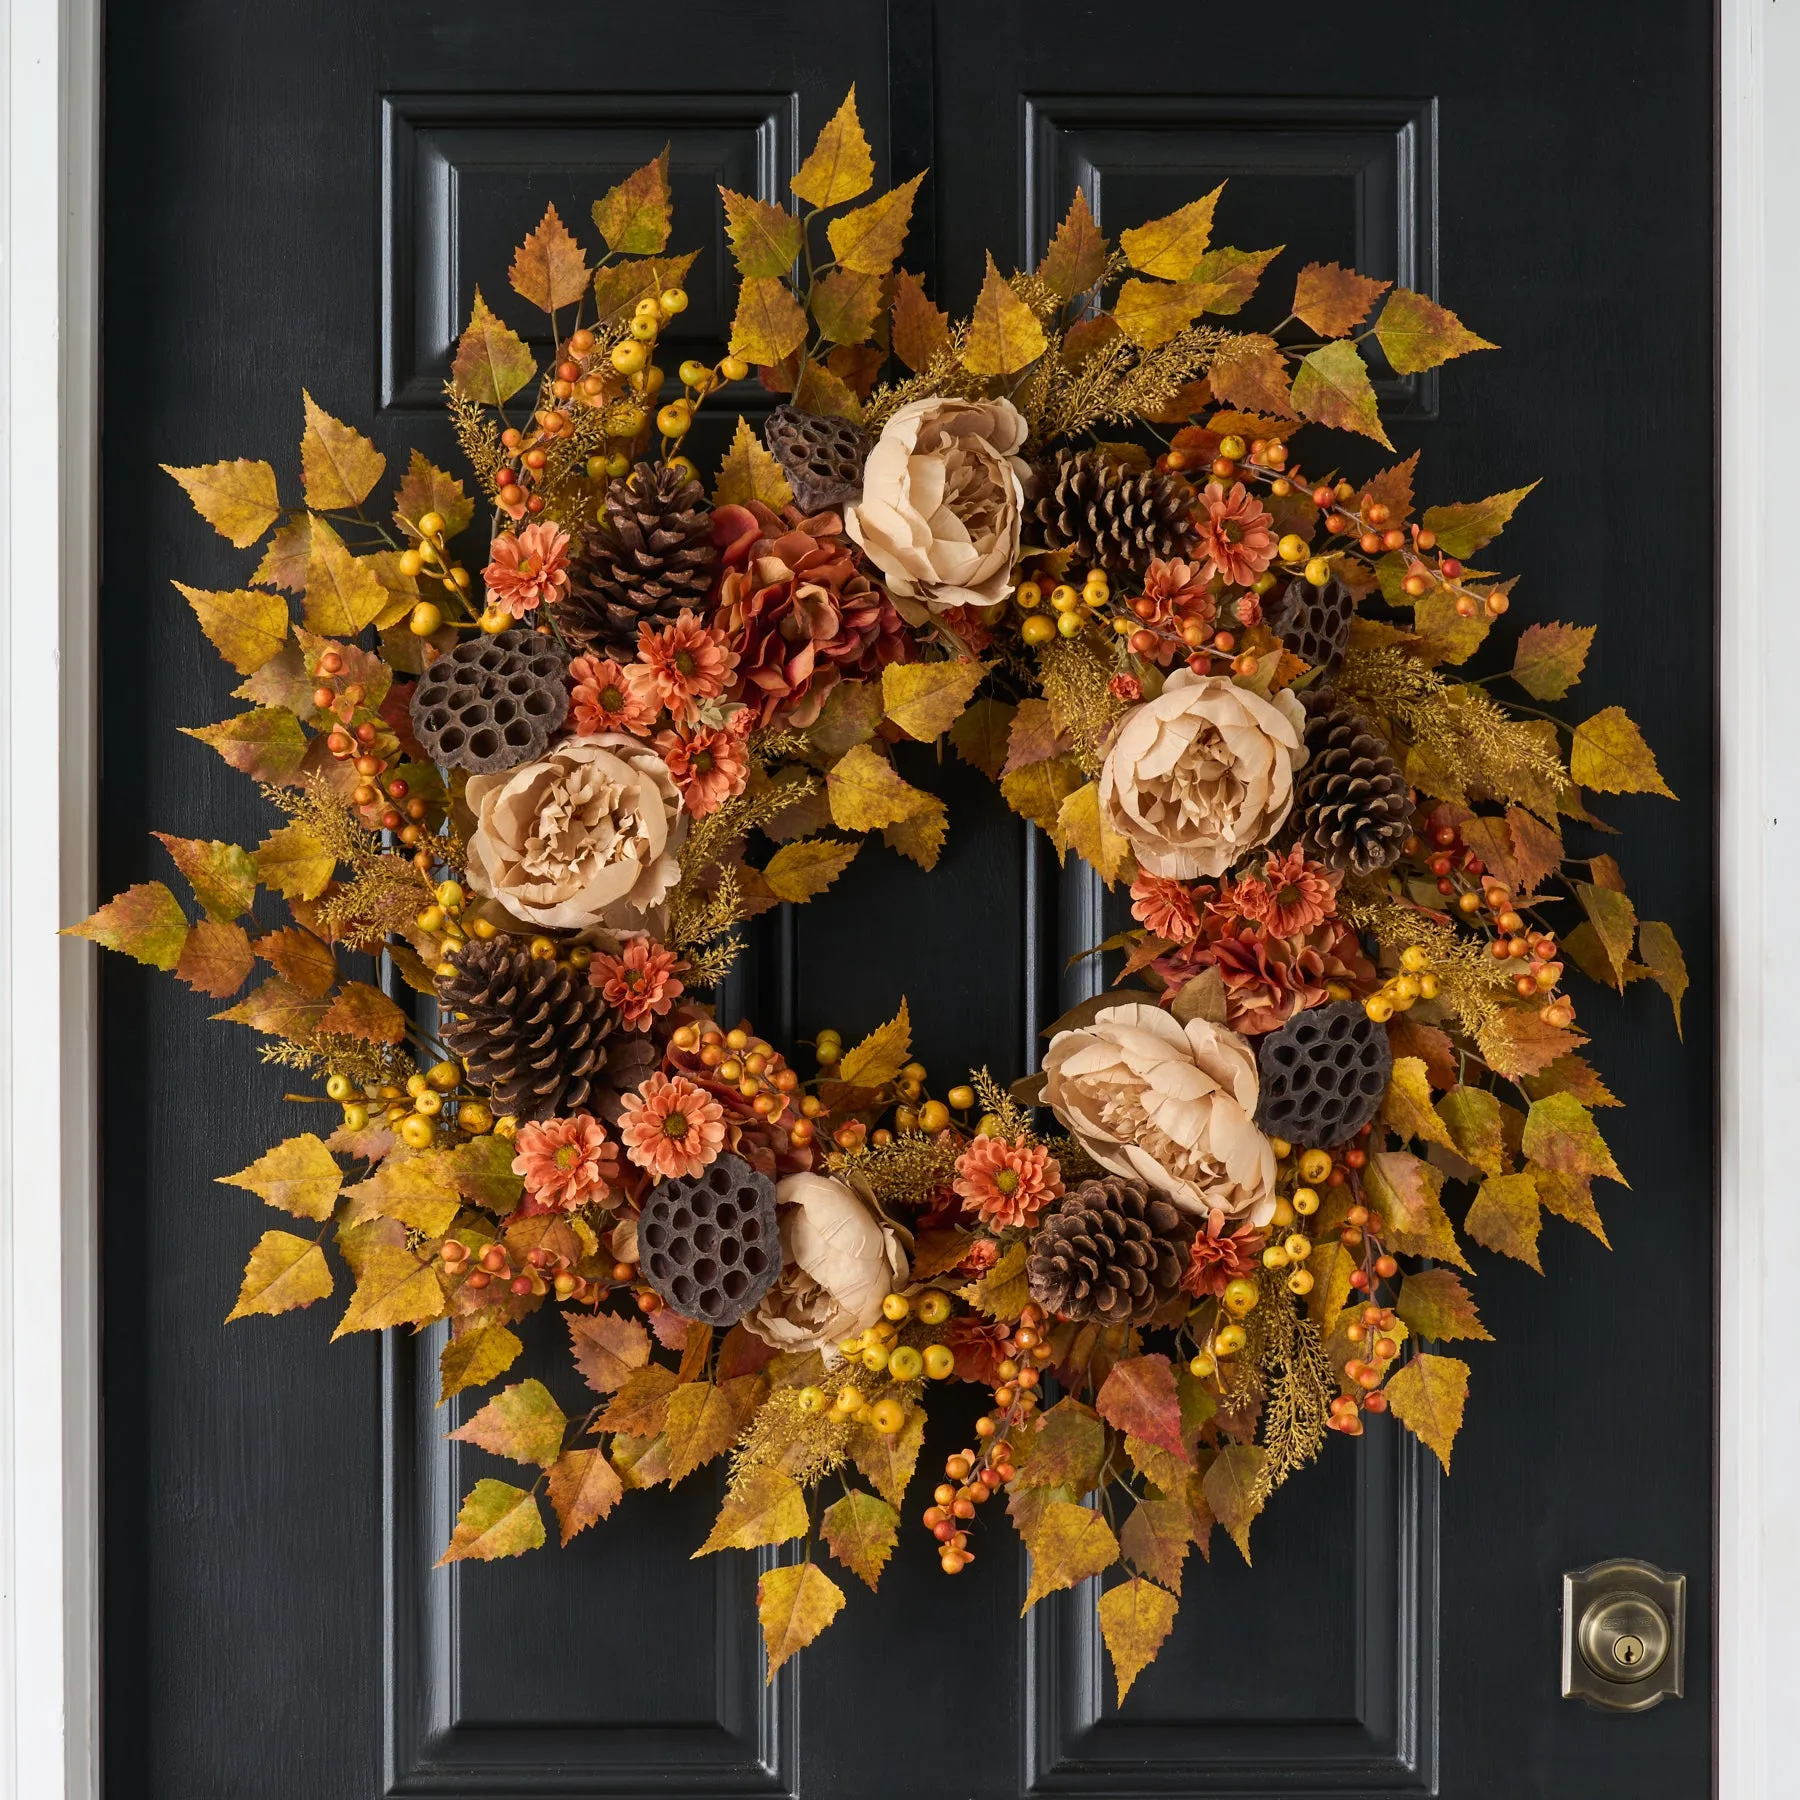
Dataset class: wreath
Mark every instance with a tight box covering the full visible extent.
[73,90,1682,1700]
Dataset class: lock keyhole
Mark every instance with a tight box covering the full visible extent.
[1614,1635,1645,1668]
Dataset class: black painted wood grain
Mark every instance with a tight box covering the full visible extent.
[100,4,1715,1795]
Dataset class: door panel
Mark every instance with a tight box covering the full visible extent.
[99,5,1715,1797]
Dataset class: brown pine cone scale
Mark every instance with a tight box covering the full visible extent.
[434,938,618,1124]
[1026,1175,1192,1326]
[1032,448,1196,578]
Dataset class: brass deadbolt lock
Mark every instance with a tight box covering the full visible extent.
[1562,1559,1686,1712]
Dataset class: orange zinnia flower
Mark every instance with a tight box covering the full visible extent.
[618,1073,727,1180]
[482,521,571,618]
[634,609,737,721]
[953,1135,1064,1229]
[591,937,687,1029]
[511,1113,620,1211]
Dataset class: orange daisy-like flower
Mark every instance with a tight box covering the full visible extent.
[1179,1212,1265,1297]
[655,720,750,819]
[482,521,572,619]
[511,1113,620,1212]
[569,653,658,737]
[1130,871,1202,944]
[1194,482,1276,590]
[634,609,738,721]
[1233,846,1338,938]
[953,1135,1064,1229]
[618,1073,727,1180]
[591,937,687,1029]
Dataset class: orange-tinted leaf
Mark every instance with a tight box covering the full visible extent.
[1385,1353,1469,1474]
[218,1132,342,1220]
[1097,1576,1179,1704]
[1021,1500,1121,1612]
[299,390,385,511]
[1039,188,1109,298]
[1292,261,1390,337]
[394,450,474,541]
[449,1377,567,1467]
[1206,333,1295,417]
[319,979,407,1044]
[1364,1151,1472,1270]
[451,286,536,404]
[592,147,671,254]
[173,581,288,675]
[65,881,189,970]
[1012,1396,1107,1493]
[1374,288,1496,375]
[437,1478,544,1564]
[251,515,312,592]
[1476,1003,1588,1080]
[790,89,873,208]
[153,831,256,921]
[547,1447,624,1544]
[1188,243,1282,315]
[1120,189,1222,278]
[962,253,1048,374]
[757,1562,846,1679]
[1465,1171,1543,1271]
[1521,1092,1626,1185]
[181,707,308,783]
[1420,483,1539,559]
[1119,1493,1193,1595]
[730,276,809,367]
[1360,451,1418,523]
[1290,340,1392,448]
[227,1229,333,1320]
[597,1363,680,1436]
[1395,1268,1493,1343]
[663,1377,760,1485]
[567,1309,652,1393]
[821,1488,899,1590]
[890,269,950,371]
[253,926,337,997]
[509,201,589,313]
[162,457,282,547]
[827,170,924,274]
[1388,1017,1458,1090]
[176,919,254,997]
[1507,807,1564,893]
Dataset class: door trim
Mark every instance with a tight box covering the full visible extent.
[0,5,1790,1797]
[0,2,102,1799]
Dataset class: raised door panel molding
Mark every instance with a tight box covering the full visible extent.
[381,1331,796,1798]
[380,92,798,413]
[1022,95,1438,416]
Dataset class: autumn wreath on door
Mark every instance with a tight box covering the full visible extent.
[74,90,1680,1699]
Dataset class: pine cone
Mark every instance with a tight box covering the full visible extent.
[553,461,717,656]
[764,404,871,515]
[1292,693,1412,876]
[1032,449,1196,577]
[434,938,618,1124]
[1026,1176,1192,1326]
[1269,572,1356,671]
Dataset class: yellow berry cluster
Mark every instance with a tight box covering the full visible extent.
[1014,564,1111,645]
[809,1030,978,1146]
[329,1055,501,1149]
[398,509,473,637]
[1363,943,1441,1024]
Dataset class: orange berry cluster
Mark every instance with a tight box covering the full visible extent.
[441,1236,597,1305]
[669,1018,818,1146]
[314,648,422,842]
[1330,1302,1403,1436]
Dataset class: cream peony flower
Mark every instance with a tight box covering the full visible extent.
[743,1172,910,1353]
[1099,670,1307,879]
[464,733,687,933]
[844,395,1029,610]
[1042,1001,1276,1223]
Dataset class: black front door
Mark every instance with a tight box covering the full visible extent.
[99,5,1715,1796]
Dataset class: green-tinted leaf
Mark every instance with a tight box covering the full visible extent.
[437,1478,545,1564]
[64,882,188,970]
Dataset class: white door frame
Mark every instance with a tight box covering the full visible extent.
[0,3,1790,1795]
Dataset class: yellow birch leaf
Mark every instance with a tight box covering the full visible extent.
[1052,781,1131,885]
[810,266,885,345]
[1379,1057,1458,1153]
[761,836,860,903]
[1385,1352,1470,1474]
[1201,1444,1266,1564]
[1572,880,1637,989]
[882,793,948,870]
[792,357,862,420]
[826,742,933,832]
[1022,1500,1121,1612]
[730,276,809,367]
[591,250,697,330]
[341,1156,461,1236]
[1373,289,1497,375]
[254,822,335,902]
[508,201,589,313]
[439,1321,524,1404]
[1097,1577,1180,1704]
[1530,1163,1611,1247]
[697,1465,811,1556]
[1000,754,1086,833]
[451,286,536,404]
[1636,920,1688,1037]
[1364,1151,1472,1271]
[1291,340,1393,448]
[302,516,387,636]
[663,1378,760,1485]
[227,1230,333,1320]
[436,1478,545,1565]
[1436,1085,1505,1177]
[1395,1268,1493,1343]
[1464,1171,1543,1272]
[848,1405,927,1508]
[448,1377,567,1467]
[949,695,1016,779]
[881,658,987,740]
[1187,243,1283,315]
[162,457,281,547]
[820,1488,899,1590]
[890,269,950,372]
[789,89,874,208]
[173,581,288,675]
[713,415,795,510]
[182,706,309,783]
[1119,1493,1193,1594]
[961,253,1048,376]
[1038,187,1109,299]
[1120,188,1222,277]
[1111,277,1207,349]
[546,1447,624,1544]
[957,1240,1031,1323]
[1511,621,1594,703]
[217,1133,341,1221]
[1520,1092,1626,1185]
[394,449,474,541]
[299,390,385,511]
[152,832,257,922]
[64,881,188,969]
[720,186,803,278]
[1571,706,1676,798]
[1304,1239,1359,1329]
[331,1243,445,1338]
[838,998,911,1087]
[827,171,925,274]
[1292,261,1390,337]
[591,147,671,254]
[758,1562,846,1680]
[1419,483,1539,558]
[596,1364,680,1437]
